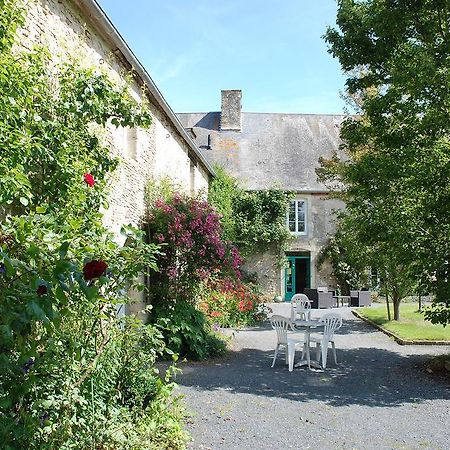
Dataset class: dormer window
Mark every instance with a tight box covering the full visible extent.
[287,199,307,235]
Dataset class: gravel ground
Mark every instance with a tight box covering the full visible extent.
[175,305,450,450]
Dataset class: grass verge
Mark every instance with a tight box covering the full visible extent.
[356,304,450,341]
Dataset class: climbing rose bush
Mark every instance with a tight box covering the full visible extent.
[147,192,242,305]
[146,190,247,358]
[0,2,187,446]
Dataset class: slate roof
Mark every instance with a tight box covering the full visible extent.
[177,112,346,192]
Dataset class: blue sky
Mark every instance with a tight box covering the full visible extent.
[97,0,346,114]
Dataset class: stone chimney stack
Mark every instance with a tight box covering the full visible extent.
[220,90,242,131]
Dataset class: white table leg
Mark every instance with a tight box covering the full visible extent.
[294,326,323,370]
[305,329,311,368]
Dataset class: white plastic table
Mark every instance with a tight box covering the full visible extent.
[292,320,325,369]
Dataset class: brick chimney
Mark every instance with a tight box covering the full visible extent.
[220,90,242,131]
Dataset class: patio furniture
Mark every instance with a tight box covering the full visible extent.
[270,315,305,372]
[309,312,342,369]
[349,290,372,307]
[333,295,350,307]
[292,319,325,370]
[304,288,334,309]
[290,293,312,321]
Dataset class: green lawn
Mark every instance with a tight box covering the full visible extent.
[356,304,450,341]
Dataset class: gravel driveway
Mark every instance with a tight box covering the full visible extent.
[175,305,450,450]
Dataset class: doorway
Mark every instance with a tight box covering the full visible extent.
[284,255,311,301]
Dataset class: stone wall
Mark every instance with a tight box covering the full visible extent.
[242,244,281,300]
[18,0,210,239]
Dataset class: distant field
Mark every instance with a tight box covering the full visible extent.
[356,304,450,341]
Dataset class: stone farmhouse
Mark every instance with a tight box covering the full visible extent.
[178,90,345,300]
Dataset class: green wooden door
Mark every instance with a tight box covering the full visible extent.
[284,256,311,301]
[284,257,296,301]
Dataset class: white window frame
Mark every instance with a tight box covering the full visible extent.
[287,199,307,235]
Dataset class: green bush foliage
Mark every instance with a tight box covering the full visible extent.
[153,301,226,360]
[0,2,187,447]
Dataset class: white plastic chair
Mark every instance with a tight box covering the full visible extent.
[270,315,304,372]
[290,293,312,321]
[309,312,342,369]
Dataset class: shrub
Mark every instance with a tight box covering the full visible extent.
[154,301,226,360]
[0,217,187,449]
[199,279,271,328]
[145,187,243,358]
[146,190,241,307]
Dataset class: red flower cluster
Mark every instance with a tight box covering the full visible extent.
[36,285,48,296]
[83,260,108,281]
[83,173,95,187]
[238,299,254,312]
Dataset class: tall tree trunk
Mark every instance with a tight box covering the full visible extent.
[418,293,422,313]
[393,292,401,321]
[385,292,391,321]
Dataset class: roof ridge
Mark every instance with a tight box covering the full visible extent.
[177,111,348,117]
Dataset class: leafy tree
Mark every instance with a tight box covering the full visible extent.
[317,220,369,295]
[320,0,450,324]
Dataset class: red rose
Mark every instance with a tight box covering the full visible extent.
[83,260,108,281]
[36,285,48,296]
[83,173,95,187]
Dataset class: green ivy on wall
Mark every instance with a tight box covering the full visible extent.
[209,166,292,257]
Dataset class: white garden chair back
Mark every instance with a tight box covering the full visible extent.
[320,312,342,339]
[309,312,343,369]
[290,293,311,321]
[270,315,291,346]
[270,315,304,372]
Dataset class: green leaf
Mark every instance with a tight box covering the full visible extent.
[58,241,70,259]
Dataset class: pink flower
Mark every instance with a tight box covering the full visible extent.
[196,267,210,280]
[166,266,178,279]
[173,192,182,204]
